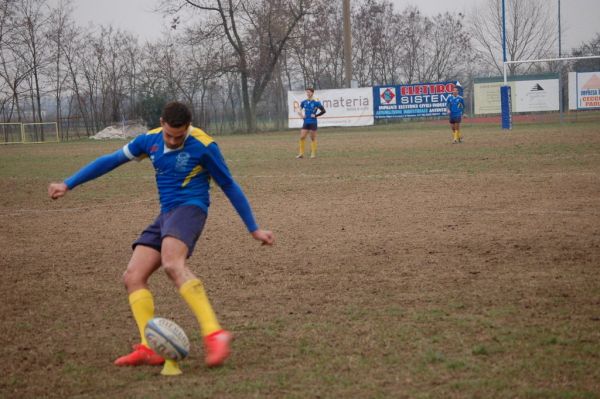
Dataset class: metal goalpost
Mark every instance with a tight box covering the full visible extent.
[500,55,600,129]
[0,122,59,144]
[498,0,600,129]
[22,122,60,143]
[0,123,24,144]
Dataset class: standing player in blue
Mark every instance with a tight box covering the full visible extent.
[296,87,326,158]
[48,102,274,372]
[446,86,465,144]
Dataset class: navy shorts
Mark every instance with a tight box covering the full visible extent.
[449,116,462,124]
[133,205,207,257]
[302,122,318,131]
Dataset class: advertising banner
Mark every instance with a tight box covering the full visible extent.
[288,88,373,128]
[474,81,515,114]
[569,72,600,110]
[372,81,460,119]
[514,79,559,112]
[474,74,558,114]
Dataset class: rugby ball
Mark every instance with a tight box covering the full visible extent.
[144,318,190,361]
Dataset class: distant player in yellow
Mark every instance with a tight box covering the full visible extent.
[296,88,326,158]
[446,86,465,144]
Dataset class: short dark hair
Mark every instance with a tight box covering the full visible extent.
[161,101,192,128]
[306,87,315,93]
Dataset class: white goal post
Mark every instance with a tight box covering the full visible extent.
[500,55,600,129]
[0,122,59,144]
[503,55,600,84]
[0,123,24,144]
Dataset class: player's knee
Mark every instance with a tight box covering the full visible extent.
[162,260,184,281]
[122,268,141,289]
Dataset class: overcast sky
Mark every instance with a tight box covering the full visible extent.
[66,0,599,53]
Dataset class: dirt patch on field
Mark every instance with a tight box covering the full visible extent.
[1,122,599,398]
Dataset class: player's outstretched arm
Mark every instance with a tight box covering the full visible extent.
[251,229,275,246]
[48,182,69,200]
[202,143,275,244]
[48,149,131,200]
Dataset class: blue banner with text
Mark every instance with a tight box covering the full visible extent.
[373,81,461,119]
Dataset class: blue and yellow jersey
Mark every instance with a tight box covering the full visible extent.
[65,125,258,232]
[300,98,325,124]
[123,126,221,214]
[446,95,465,117]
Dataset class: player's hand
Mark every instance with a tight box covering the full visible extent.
[251,229,275,246]
[48,182,68,200]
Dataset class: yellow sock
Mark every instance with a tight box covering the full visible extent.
[457,130,462,140]
[298,139,306,156]
[452,131,457,141]
[129,289,155,346]
[179,279,221,337]
[310,140,317,156]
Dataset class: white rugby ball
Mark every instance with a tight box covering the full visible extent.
[144,317,190,361]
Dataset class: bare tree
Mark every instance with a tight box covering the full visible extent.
[160,0,308,132]
[571,33,600,71]
[417,12,472,83]
[135,37,190,127]
[0,0,17,124]
[47,0,72,134]
[183,36,231,127]
[287,0,344,89]
[65,25,140,132]
[0,0,28,121]
[14,0,51,128]
[352,0,403,86]
[395,7,430,84]
[345,1,471,86]
[61,22,93,135]
[100,26,139,123]
[0,0,479,139]
[470,0,557,75]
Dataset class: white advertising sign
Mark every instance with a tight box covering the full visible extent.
[568,72,577,110]
[570,72,600,110]
[474,77,559,114]
[288,88,374,128]
[474,81,515,114]
[514,79,559,112]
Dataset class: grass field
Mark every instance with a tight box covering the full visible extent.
[1,120,599,398]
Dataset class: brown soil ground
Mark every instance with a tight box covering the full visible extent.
[1,122,599,398]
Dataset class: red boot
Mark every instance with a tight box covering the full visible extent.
[204,330,232,367]
[114,344,165,366]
